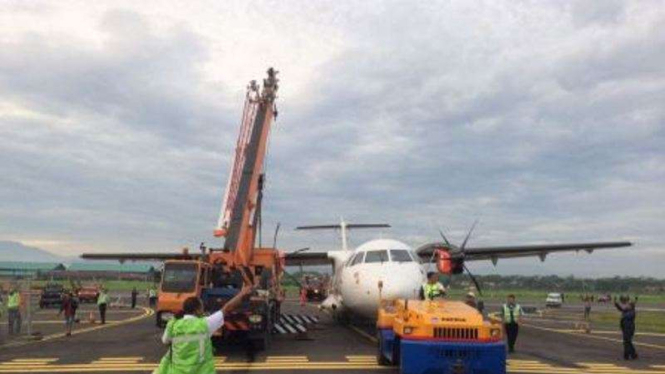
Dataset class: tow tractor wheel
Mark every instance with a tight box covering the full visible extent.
[376,333,390,366]
[392,336,401,366]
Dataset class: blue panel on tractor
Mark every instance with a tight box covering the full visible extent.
[400,339,505,374]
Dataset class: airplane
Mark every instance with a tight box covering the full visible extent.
[284,219,632,320]
[80,219,632,321]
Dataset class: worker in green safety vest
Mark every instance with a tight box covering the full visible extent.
[154,284,252,374]
[7,287,22,335]
[419,272,447,300]
[501,294,523,353]
[97,288,109,324]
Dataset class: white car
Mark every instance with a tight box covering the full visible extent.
[545,293,563,308]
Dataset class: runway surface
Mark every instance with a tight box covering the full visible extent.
[0,300,663,373]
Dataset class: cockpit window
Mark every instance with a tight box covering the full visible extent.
[350,252,365,266]
[364,250,389,263]
[390,250,413,263]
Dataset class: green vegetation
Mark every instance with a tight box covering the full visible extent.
[588,310,665,334]
[444,275,665,305]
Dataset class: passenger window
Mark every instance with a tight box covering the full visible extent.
[364,250,389,263]
[390,250,412,263]
[350,252,365,266]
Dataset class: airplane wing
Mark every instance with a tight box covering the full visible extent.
[80,253,202,262]
[416,241,632,264]
[283,252,331,267]
[81,250,332,266]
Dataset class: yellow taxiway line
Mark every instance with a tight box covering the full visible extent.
[1,307,154,348]
[0,359,664,373]
[347,324,378,343]
[523,323,665,351]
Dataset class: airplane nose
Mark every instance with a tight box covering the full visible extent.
[377,265,424,300]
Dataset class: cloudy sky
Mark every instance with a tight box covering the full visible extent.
[1,0,663,277]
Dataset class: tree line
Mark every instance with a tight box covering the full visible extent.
[447,274,665,293]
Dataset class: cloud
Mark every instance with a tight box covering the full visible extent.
[0,1,663,277]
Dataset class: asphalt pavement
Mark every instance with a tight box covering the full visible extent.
[0,300,662,373]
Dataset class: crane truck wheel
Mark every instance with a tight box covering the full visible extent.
[250,312,272,351]
[155,312,166,328]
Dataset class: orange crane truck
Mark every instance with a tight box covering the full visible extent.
[83,68,284,350]
[165,68,282,350]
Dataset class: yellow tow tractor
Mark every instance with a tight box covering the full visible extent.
[377,299,506,374]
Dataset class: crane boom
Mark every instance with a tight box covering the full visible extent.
[214,68,279,268]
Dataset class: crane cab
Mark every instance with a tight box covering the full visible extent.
[156,260,211,327]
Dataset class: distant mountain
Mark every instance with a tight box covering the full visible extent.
[0,241,69,263]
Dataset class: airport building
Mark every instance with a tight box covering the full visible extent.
[0,261,66,278]
[64,263,158,281]
[0,262,157,281]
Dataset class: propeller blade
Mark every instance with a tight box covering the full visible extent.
[438,228,452,247]
[273,222,281,249]
[459,220,479,252]
[463,263,483,297]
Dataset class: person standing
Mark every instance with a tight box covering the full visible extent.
[7,287,22,335]
[502,294,523,353]
[615,295,638,360]
[148,287,157,308]
[131,288,138,309]
[154,284,252,374]
[59,292,77,336]
[419,272,446,300]
[97,288,109,324]
[583,295,592,320]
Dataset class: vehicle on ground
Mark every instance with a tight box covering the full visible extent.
[597,294,612,303]
[83,69,283,351]
[77,286,100,303]
[377,299,505,374]
[301,276,327,302]
[39,283,65,308]
[546,292,563,308]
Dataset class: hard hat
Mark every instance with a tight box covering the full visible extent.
[467,292,475,298]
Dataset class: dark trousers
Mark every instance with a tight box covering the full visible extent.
[98,303,107,324]
[131,296,137,309]
[622,330,638,359]
[505,323,519,352]
[8,309,21,335]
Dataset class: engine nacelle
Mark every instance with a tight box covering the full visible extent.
[435,249,464,275]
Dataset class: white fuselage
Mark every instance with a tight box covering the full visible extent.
[321,239,426,319]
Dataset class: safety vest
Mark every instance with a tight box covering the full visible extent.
[502,303,521,324]
[422,283,444,300]
[149,289,157,298]
[97,293,109,305]
[8,292,20,309]
[156,317,215,374]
